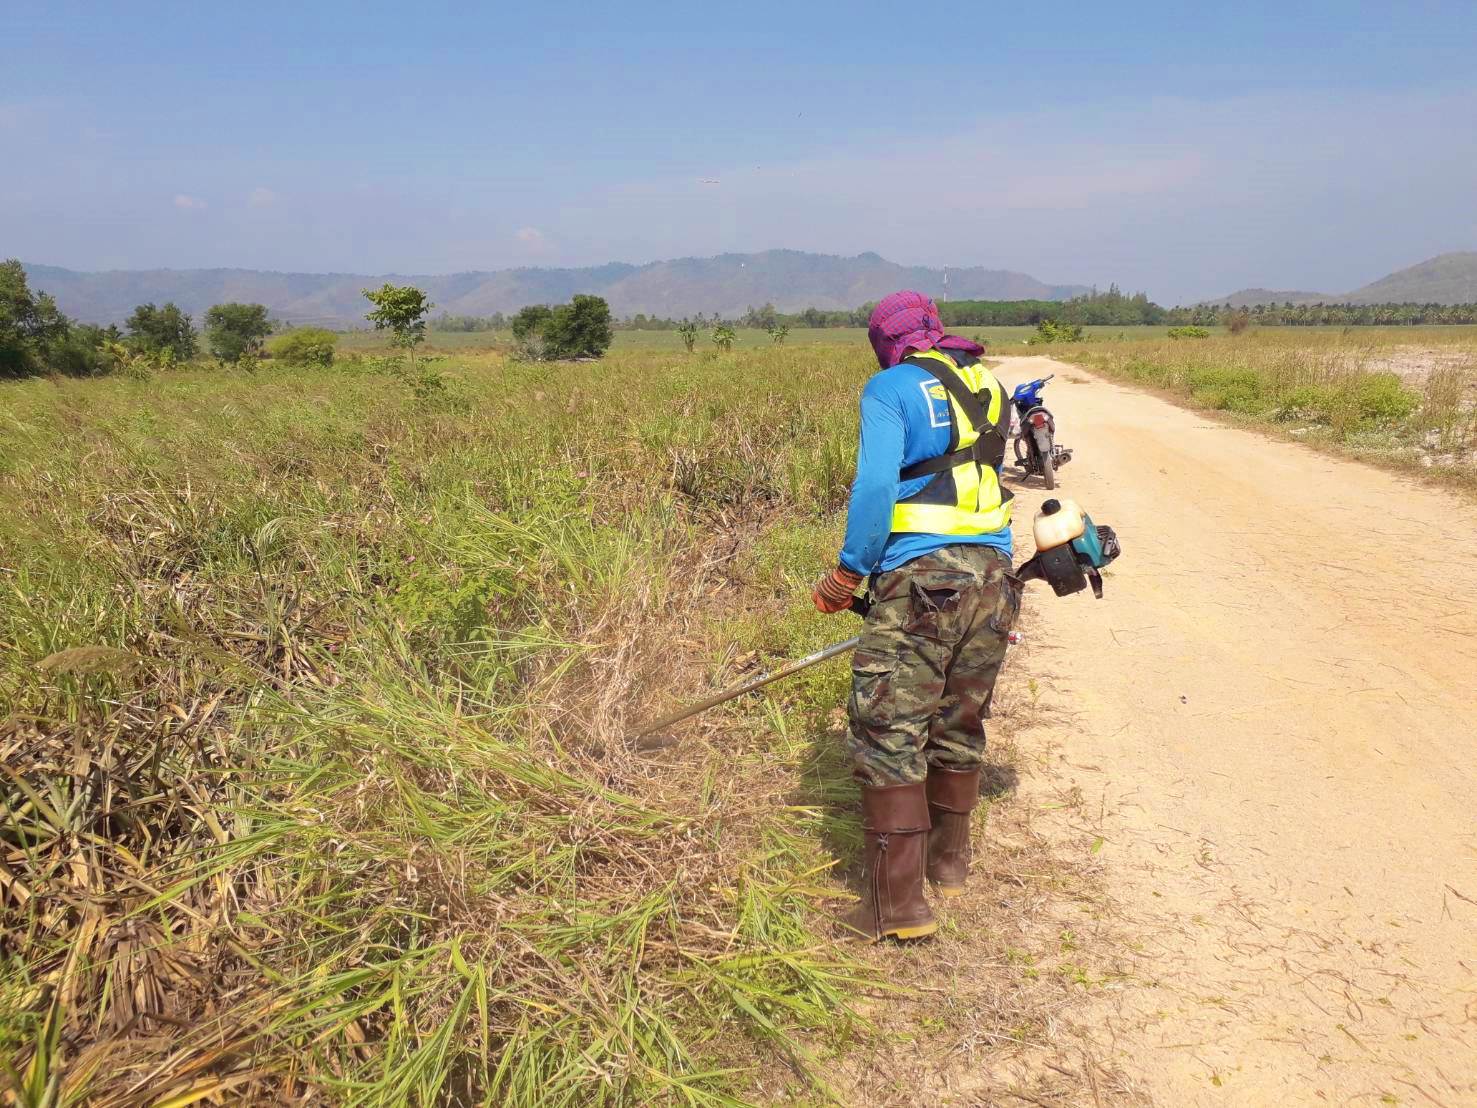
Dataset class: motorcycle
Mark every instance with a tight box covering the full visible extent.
[1009,375,1072,490]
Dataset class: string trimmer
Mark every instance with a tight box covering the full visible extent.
[630,597,870,744]
[631,501,1120,745]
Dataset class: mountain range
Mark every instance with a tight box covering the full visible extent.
[20,251,1089,328]
[1213,252,1477,307]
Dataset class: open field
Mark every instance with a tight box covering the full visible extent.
[1,347,1124,1105]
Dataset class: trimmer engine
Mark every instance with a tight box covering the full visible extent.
[1016,499,1122,598]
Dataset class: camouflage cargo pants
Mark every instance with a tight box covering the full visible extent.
[847,544,1021,787]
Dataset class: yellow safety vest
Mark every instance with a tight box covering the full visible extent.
[890,348,1014,537]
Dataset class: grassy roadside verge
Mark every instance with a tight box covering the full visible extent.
[0,348,872,1104]
[1032,329,1477,492]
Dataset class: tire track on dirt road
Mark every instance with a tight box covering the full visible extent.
[1001,356,1477,1106]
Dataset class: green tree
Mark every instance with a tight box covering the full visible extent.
[268,327,338,367]
[511,296,613,360]
[510,305,554,359]
[543,294,612,359]
[0,259,72,377]
[511,305,554,341]
[676,319,700,353]
[712,324,736,352]
[45,322,110,376]
[362,283,433,367]
[126,302,197,360]
[204,302,272,363]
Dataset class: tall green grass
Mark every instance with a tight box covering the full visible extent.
[0,348,877,1104]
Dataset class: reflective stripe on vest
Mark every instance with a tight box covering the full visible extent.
[890,349,1014,537]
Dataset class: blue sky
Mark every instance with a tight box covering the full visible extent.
[4,0,1476,302]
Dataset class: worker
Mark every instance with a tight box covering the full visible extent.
[813,290,1020,941]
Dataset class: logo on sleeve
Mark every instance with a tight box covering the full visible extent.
[918,380,951,428]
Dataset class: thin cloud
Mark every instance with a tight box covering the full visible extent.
[173,194,207,210]
[247,186,277,208]
[515,227,545,245]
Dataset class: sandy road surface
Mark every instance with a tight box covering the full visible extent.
[1002,356,1477,1106]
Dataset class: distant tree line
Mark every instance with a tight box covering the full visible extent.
[1,256,337,378]
[430,311,507,331]
[944,287,1170,326]
[1166,301,1477,327]
[3,260,623,378]
[612,288,1171,331]
[616,288,1477,331]
[9,254,1477,382]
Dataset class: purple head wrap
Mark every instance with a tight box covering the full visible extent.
[867,290,985,369]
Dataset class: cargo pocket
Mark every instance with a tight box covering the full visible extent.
[849,647,898,730]
[904,571,975,643]
[988,574,1025,635]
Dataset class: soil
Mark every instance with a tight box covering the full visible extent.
[1000,356,1477,1106]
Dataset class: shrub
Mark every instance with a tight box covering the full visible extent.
[677,319,700,353]
[41,323,111,376]
[712,324,737,352]
[1354,373,1419,424]
[1167,326,1210,340]
[1275,384,1339,423]
[1186,366,1265,413]
[268,328,338,367]
[1027,319,1084,345]
[1224,309,1252,335]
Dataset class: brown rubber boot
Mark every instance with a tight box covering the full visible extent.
[839,782,938,942]
[926,765,982,898]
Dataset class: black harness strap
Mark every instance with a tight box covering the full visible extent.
[898,438,991,481]
[898,354,1009,482]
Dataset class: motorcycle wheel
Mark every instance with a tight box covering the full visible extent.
[1039,441,1056,490]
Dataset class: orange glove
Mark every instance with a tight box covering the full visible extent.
[812,564,865,614]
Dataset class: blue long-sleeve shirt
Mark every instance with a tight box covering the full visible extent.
[838,355,1013,575]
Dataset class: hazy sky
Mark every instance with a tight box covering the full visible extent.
[4,1,1476,303]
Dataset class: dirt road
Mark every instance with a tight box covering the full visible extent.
[1001,356,1477,1106]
